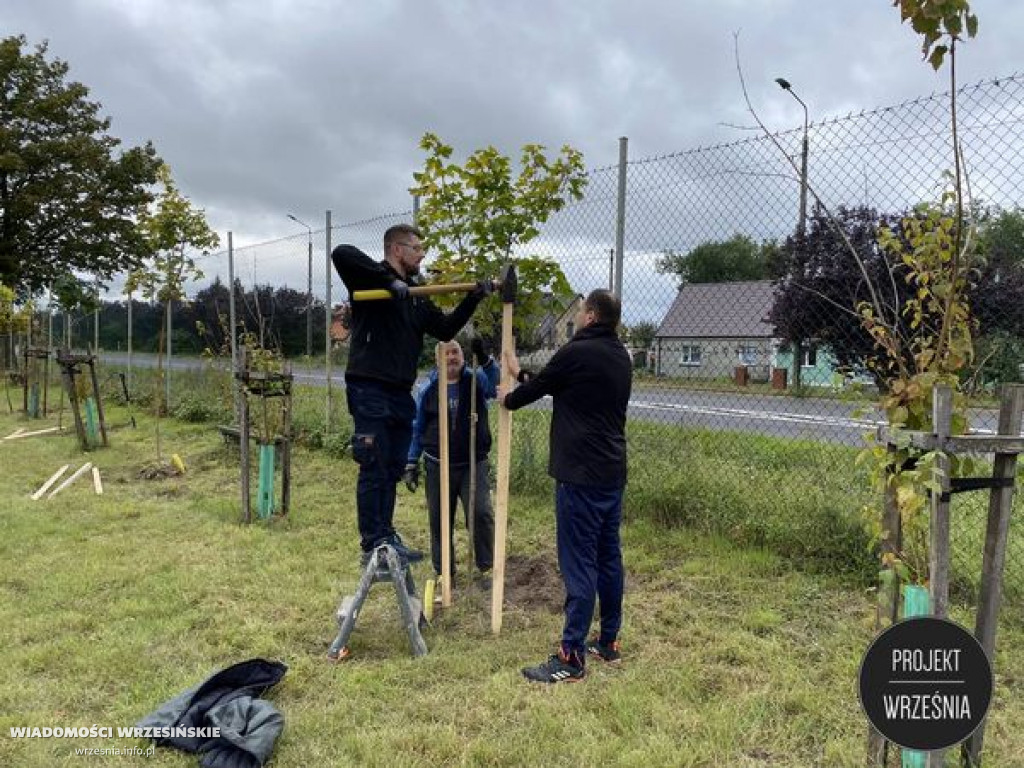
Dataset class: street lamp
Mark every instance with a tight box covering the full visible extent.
[776,77,811,390]
[287,214,314,358]
[775,77,809,237]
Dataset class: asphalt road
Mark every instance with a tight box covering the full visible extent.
[101,352,1007,447]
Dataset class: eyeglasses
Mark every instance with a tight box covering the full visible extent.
[393,241,425,254]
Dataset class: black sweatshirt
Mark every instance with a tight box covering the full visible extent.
[332,244,482,390]
[503,324,632,487]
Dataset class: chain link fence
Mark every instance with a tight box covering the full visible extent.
[46,72,1024,612]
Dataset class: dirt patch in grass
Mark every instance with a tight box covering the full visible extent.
[503,553,563,613]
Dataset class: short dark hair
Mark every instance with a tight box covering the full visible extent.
[384,223,422,249]
[584,289,621,330]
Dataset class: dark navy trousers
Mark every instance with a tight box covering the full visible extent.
[346,378,416,552]
[555,481,625,661]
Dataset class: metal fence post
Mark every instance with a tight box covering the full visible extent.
[613,136,628,300]
[325,210,333,434]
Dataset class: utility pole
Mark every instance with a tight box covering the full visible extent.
[776,77,810,390]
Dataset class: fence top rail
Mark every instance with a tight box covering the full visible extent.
[877,428,1024,455]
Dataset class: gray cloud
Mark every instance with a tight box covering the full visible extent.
[4,0,1023,249]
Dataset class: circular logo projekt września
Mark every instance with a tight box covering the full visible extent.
[858,617,992,751]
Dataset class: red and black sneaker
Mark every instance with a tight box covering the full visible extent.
[586,637,622,663]
[522,647,585,684]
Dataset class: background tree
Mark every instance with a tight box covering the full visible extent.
[770,203,1024,391]
[626,321,658,350]
[770,205,903,387]
[656,234,779,287]
[125,164,218,460]
[409,133,586,345]
[0,36,161,293]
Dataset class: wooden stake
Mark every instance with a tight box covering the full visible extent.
[491,301,514,634]
[965,383,1024,766]
[48,462,93,499]
[92,466,103,495]
[31,464,69,500]
[5,426,59,440]
[438,342,452,608]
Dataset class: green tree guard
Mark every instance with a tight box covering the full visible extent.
[83,397,99,446]
[901,585,930,768]
[28,383,40,419]
[257,444,276,519]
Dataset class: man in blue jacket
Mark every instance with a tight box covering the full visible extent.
[500,289,632,683]
[405,338,498,581]
[331,224,491,565]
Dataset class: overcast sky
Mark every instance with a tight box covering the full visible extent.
[5,0,1024,250]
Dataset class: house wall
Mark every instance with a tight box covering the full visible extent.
[655,337,774,381]
[774,346,840,387]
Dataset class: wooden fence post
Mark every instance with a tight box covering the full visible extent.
[867,445,904,766]
[964,383,1024,766]
[926,384,953,768]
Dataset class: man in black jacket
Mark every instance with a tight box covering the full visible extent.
[500,289,632,683]
[332,224,490,564]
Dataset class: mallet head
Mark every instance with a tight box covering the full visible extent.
[499,263,518,304]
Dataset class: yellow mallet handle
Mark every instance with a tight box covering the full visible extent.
[352,282,483,302]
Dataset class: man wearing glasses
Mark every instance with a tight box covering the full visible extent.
[332,224,492,566]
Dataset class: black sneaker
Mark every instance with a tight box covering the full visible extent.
[386,534,424,563]
[586,638,622,663]
[522,649,585,684]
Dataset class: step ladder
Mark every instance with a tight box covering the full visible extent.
[327,544,428,661]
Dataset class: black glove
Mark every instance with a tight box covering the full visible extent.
[389,279,410,300]
[470,337,490,366]
[470,279,494,299]
[402,462,420,492]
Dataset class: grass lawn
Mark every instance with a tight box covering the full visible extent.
[1,406,1022,767]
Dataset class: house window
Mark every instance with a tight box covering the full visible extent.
[802,346,818,368]
[737,345,759,366]
[680,345,702,366]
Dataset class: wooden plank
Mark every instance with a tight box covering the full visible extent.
[240,386,251,524]
[438,342,452,608]
[31,464,69,501]
[925,385,953,768]
[947,434,1024,454]
[467,357,478,579]
[877,427,1024,455]
[491,301,514,634]
[5,426,60,440]
[4,427,27,440]
[280,380,292,517]
[61,364,88,451]
[867,450,902,766]
[966,383,1024,767]
[48,462,93,499]
[929,384,953,620]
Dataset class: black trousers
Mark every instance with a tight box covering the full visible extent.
[423,457,494,576]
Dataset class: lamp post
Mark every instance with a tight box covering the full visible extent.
[776,77,810,390]
[775,77,809,237]
[287,214,314,358]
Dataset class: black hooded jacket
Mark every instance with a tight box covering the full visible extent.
[503,324,632,487]
[136,658,287,768]
[332,244,481,390]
